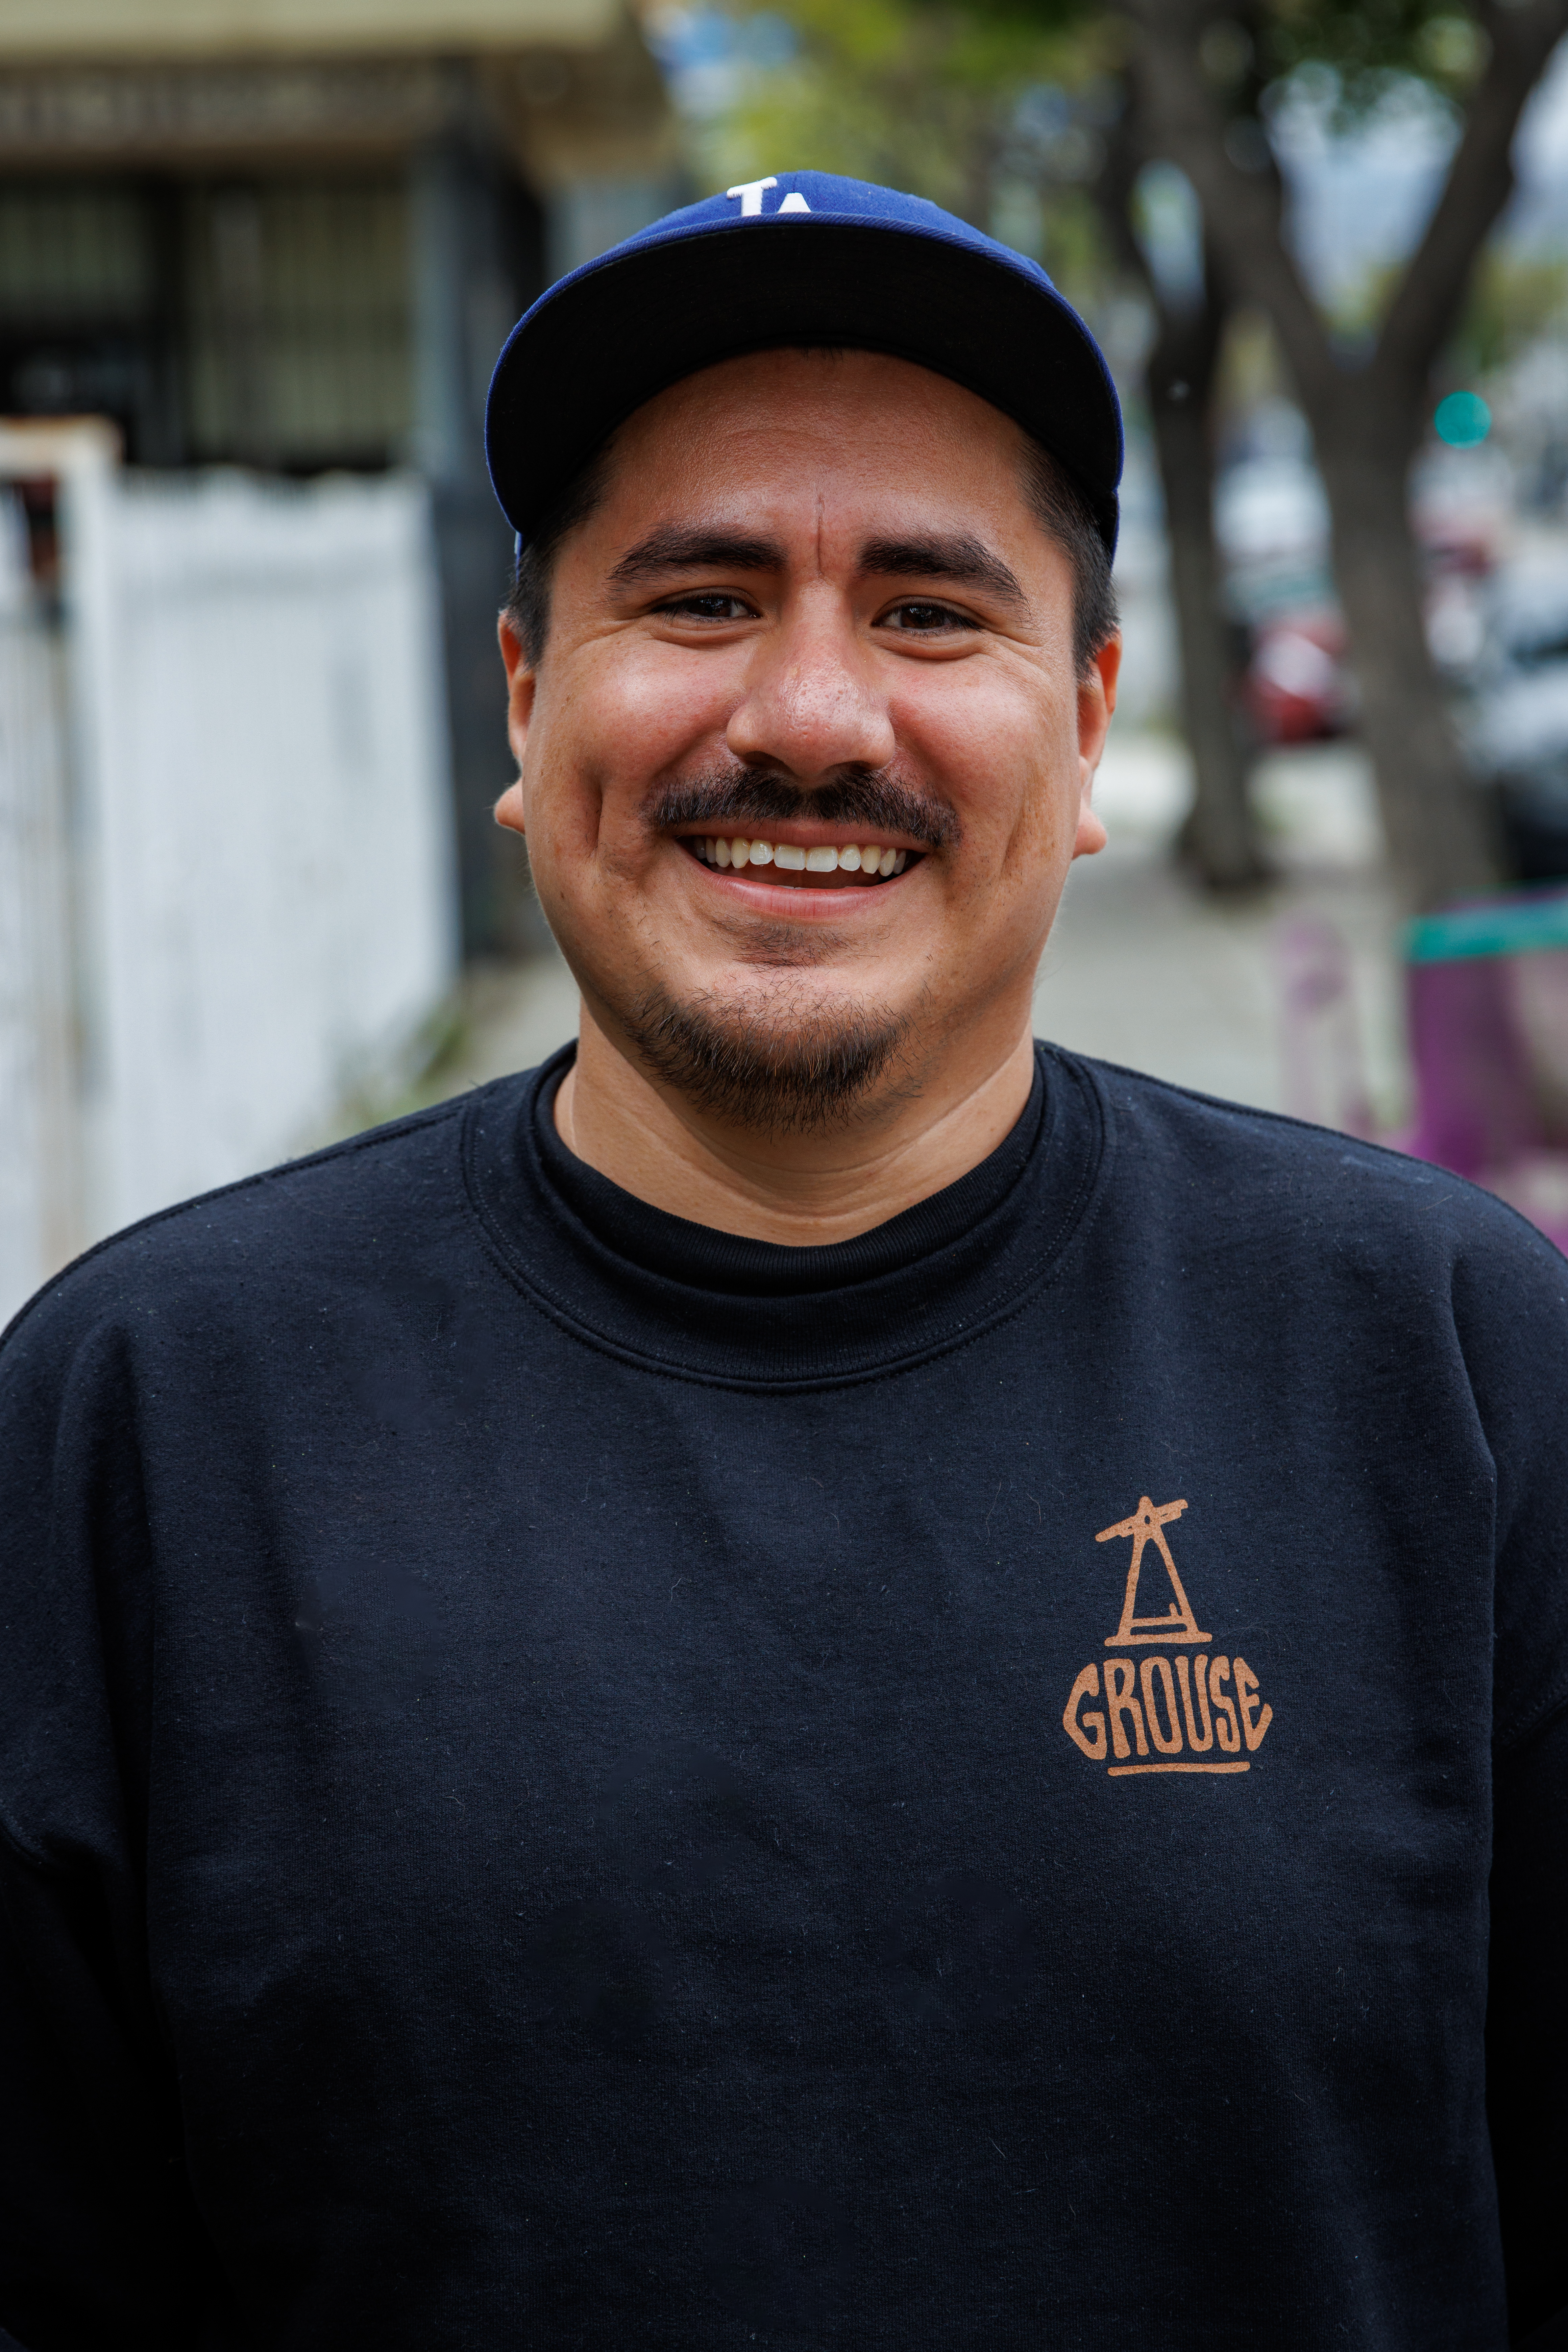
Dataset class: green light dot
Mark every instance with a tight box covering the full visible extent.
[1434,391,1491,448]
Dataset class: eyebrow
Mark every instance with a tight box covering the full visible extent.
[858,533,1027,612]
[609,528,785,584]
[606,522,1028,613]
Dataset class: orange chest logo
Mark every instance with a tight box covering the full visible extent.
[1062,1496,1273,1778]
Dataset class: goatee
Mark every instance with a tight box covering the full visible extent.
[620,981,915,1137]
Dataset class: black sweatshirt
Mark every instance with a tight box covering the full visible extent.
[2,1044,1566,2351]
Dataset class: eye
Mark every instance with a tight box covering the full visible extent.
[879,599,975,635]
[654,591,757,623]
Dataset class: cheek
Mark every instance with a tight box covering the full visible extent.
[534,639,737,798]
[520,645,740,909]
[895,670,1077,866]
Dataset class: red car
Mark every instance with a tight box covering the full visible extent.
[1243,610,1349,743]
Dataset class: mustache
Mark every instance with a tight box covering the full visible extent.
[649,765,961,850]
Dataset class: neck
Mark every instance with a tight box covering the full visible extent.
[553,999,1038,1246]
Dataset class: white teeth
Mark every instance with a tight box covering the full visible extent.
[694,834,912,878]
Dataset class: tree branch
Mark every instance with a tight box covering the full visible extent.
[1119,0,1340,409]
[1375,0,1568,400]
[1092,91,1149,286]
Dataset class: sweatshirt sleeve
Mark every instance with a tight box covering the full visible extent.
[0,1279,221,2349]
[1489,1702,1568,2345]
[1448,1216,1568,2343]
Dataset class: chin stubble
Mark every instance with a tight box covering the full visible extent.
[619,981,918,1137]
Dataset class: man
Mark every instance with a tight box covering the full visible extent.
[1,173,1563,2350]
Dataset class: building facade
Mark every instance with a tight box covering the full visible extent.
[0,0,678,950]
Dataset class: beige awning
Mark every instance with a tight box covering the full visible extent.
[0,0,623,63]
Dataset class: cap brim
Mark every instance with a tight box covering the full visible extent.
[486,218,1121,558]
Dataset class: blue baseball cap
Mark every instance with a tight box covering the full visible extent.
[485,170,1123,559]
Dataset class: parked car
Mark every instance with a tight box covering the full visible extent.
[1242,608,1351,743]
[1214,449,1334,627]
[1465,552,1568,880]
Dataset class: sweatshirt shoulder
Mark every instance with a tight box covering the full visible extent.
[1070,1050,1568,1283]
[0,1078,520,1375]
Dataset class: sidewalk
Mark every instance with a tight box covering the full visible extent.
[1042,735,1404,1126]
[412,734,1404,1132]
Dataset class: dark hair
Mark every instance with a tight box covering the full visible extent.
[504,446,616,679]
[1021,442,1119,676]
[503,413,1118,678]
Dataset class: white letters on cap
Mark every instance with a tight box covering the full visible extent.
[726,177,778,217]
[777,192,811,213]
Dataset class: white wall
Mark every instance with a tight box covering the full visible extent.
[0,441,457,1326]
[0,500,78,1324]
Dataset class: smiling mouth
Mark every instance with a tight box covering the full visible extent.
[680,833,916,887]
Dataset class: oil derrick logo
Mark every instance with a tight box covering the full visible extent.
[1062,1496,1272,1779]
[1097,1496,1208,1646]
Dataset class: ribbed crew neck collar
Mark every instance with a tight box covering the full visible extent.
[461,1043,1107,1391]
[534,1046,1050,1294]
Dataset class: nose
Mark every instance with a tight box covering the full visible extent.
[725,584,897,780]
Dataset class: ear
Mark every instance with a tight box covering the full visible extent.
[495,613,537,838]
[1073,633,1121,861]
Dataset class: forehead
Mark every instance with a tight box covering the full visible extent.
[596,348,1033,527]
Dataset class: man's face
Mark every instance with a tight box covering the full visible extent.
[497,348,1117,1133]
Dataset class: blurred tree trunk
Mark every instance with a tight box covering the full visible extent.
[1151,286,1264,888]
[1120,0,1568,911]
[1098,108,1262,884]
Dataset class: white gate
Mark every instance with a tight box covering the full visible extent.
[0,478,77,1326]
[0,424,457,1328]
